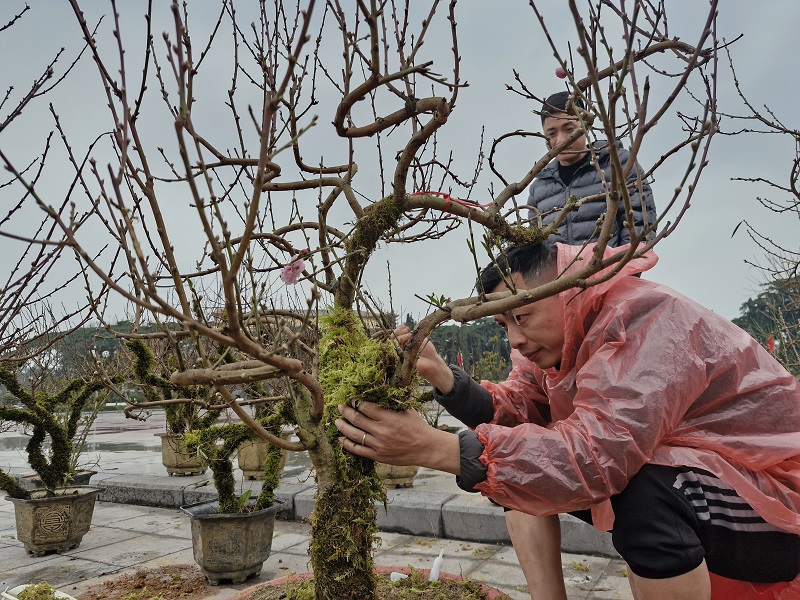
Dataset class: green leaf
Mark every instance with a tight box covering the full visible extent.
[235,489,252,511]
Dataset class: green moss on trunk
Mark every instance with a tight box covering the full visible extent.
[310,307,417,600]
[0,367,102,498]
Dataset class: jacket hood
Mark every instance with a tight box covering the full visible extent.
[553,242,658,373]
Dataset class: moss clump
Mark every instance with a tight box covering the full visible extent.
[319,306,414,414]
[345,196,404,257]
[15,582,58,600]
[184,423,287,514]
[337,196,405,306]
[183,423,251,513]
[501,223,549,246]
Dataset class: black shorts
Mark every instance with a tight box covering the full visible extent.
[572,464,800,582]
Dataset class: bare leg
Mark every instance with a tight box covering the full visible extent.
[505,511,567,600]
[627,560,711,600]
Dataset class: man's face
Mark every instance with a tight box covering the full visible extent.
[543,112,589,166]
[492,273,565,370]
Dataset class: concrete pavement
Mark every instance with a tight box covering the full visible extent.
[0,411,633,599]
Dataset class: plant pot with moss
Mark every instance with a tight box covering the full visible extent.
[0,367,106,556]
[155,431,207,476]
[237,428,293,480]
[179,408,289,584]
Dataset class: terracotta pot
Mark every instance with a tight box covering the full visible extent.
[375,463,420,488]
[155,432,207,476]
[232,566,512,599]
[180,499,280,585]
[6,486,102,556]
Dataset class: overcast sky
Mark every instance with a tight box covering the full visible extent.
[2,1,799,327]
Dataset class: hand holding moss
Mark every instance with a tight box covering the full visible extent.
[335,402,460,475]
[393,326,454,394]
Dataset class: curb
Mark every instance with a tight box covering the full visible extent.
[91,473,619,558]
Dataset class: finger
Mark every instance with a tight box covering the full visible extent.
[339,436,373,458]
[351,401,385,420]
[393,330,411,346]
[334,417,364,443]
[393,325,410,337]
[338,403,361,425]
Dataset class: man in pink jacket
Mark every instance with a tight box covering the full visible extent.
[336,242,800,599]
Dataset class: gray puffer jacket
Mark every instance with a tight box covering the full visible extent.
[526,140,656,246]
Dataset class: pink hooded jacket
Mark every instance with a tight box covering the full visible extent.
[474,243,800,539]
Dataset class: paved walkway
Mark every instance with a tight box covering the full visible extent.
[0,411,633,599]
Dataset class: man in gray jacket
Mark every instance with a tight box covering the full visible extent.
[528,91,656,246]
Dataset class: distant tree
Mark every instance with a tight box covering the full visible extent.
[472,347,510,383]
[733,278,800,376]
[430,318,511,375]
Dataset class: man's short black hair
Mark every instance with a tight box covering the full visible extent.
[540,91,585,125]
[477,242,558,294]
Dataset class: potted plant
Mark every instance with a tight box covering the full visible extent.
[0,366,105,556]
[124,337,293,584]
[180,416,287,584]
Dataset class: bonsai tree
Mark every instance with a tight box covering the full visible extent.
[0,312,117,499]
[2,1,724,597]
[183,396,292,514]
[0,365,104,499]
[125,336,293,512]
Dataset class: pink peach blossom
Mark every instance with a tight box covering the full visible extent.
[280,255,305,285]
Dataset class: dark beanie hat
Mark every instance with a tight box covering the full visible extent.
[540,91,585,124]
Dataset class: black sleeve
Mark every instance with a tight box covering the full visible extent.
[455,429,488,493]
[434,365,495,429]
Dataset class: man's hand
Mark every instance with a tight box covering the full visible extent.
[335,402,460,475]
[393,326,455,394]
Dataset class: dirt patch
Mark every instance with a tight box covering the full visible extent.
[75,565,511,600]
[78,565,220,600]
[239,570,511,600]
